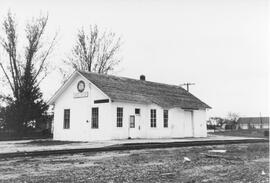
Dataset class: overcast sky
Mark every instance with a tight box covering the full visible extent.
[0,0,269,118]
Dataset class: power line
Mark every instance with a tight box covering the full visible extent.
[180,83,195,92]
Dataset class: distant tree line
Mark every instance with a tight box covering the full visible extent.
[207,112,239,130]
[0,11,122,137]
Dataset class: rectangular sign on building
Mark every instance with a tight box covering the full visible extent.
[73,92,88,98]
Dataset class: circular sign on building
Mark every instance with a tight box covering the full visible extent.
[77,80,85,92]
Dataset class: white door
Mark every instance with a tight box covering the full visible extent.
[184,111,194,137]
[128,115,141,138]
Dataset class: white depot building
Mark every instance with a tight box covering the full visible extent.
[48,70,211,141]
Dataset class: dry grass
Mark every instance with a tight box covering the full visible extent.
[211,129,269,138]
[0,143,268,183]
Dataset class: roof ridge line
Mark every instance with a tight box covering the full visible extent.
[77,70,186,89]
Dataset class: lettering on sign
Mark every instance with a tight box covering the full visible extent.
[73,92,88,98]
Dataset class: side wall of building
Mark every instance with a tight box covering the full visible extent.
[110,102,207,139]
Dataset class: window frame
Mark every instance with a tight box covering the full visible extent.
[150,109,157,128]
[163,110,169,128]
[116,107,123,127]
[63,109,70,129]
[91,107,99,129]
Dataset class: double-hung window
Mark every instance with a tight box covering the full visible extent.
[91,107,99,128]
[163,110,168,128]
[63,109,70,129]
[150,109,156,127]
[117,107,123,127]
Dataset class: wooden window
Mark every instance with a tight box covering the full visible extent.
[117,107,123,127]
[63,109,70,129]
[91,107,99,128]
[164,110,168,128]
[130,115,135,128]
[150,109,156,127]
[135,108,140,115]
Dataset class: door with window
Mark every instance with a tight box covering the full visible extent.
[129,115,140,138]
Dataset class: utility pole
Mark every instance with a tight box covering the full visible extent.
[260,112,263,129]
[180,83,195,92]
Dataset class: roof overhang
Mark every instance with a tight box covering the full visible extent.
[181,107,200,110]
[47,71,78,105]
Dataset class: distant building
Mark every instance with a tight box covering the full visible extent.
[48,70,211,141]
[237,117,269,129]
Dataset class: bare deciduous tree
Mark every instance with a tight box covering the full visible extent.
[227,112,239,122]
[0,11,56,101]
[0,11,57,133]
[66,25,121,74]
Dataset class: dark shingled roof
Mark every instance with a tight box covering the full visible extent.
[237,117,269,125]
[79,70,211,109]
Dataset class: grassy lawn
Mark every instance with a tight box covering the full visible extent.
[210,129,269,138]
[0,143,269,183]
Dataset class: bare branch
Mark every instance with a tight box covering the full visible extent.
[1,11,20,98]
[0,12,55,101]
[0,62,14,93]
[67,25,122,75]
[34,31,58,82]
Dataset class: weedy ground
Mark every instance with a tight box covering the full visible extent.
[211,129,269,139]
[0,142,268,183]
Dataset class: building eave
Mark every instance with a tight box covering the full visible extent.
[48,70,112,105]
[47,71,78,105]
